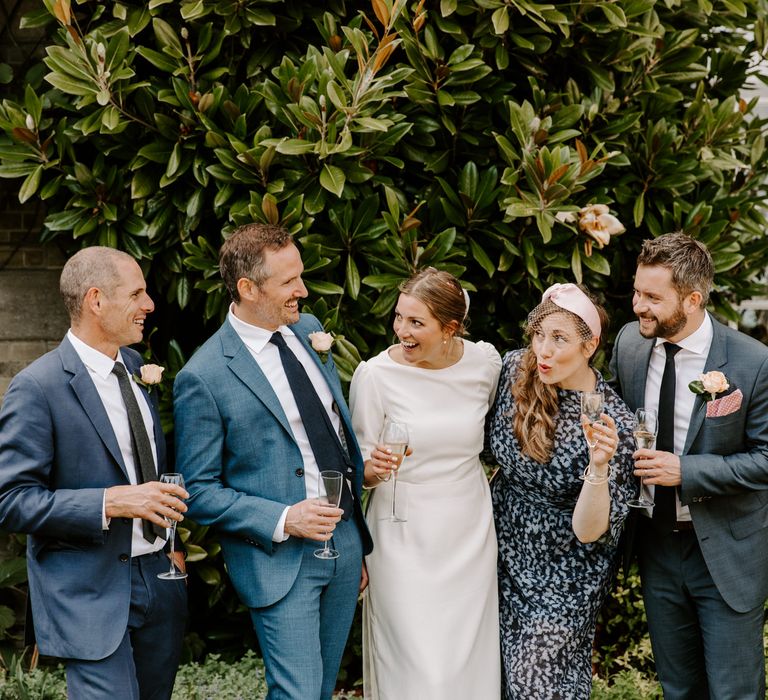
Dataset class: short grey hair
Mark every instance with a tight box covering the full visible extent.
[59,246,134,321]
[637,232,714,307]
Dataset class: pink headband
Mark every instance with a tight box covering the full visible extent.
[541,283,601,339]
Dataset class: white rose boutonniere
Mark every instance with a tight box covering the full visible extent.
[134,364,165,392]
[308,331,335,363]
[689,371,729,402]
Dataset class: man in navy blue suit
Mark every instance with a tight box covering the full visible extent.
[0,247,189,699]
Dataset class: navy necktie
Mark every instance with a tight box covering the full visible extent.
[269,332,354,519]
[652,343,681,533]
[112,362,165,542]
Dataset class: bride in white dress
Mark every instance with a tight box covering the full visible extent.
[350,268,501,700]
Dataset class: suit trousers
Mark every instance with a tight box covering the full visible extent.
[637,519,765,700]
[249,517,364,700]
[65,550,188,700]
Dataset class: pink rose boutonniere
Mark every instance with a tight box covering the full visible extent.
[134,364,165,392]
[308,331,335,363]
[689,371,729,402]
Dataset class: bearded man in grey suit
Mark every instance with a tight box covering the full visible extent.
[610,233,768,699]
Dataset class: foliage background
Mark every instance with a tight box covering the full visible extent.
[2,0,768,690]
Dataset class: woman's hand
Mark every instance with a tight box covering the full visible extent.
[582,413,618,469]
[363,444,413,487]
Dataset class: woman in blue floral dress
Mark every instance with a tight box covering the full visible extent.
[488,284,636,699]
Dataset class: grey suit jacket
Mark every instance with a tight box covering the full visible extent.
[610,316,768,612]
[0,337,168,659]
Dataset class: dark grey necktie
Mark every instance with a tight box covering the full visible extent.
[112,362,164,542]
[269,332,354,519]
[652,343,681,533]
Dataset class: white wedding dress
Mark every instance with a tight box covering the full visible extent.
[350,340,502,700]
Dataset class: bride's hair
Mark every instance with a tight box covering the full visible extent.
[512,290,608,463]
[399,267,468,336]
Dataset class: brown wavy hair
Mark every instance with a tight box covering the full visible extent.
[512,291,608,463]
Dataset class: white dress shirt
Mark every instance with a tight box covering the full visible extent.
[642,313,713,521]
[67,330,165,556]
[227,307,343,541]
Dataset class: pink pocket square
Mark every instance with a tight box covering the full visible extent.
[706,388,743,418]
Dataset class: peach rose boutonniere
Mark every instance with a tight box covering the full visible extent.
[689,371,729,402]
[133,364,165,392]
[309,331,335,363]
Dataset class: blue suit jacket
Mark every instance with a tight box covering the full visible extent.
[610,316,768,612]
[0,337,168,659]
[173,314,372,609]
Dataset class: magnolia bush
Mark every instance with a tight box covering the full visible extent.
[1,0,768,681]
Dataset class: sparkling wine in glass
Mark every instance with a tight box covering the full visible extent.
[314,470,343,560]
[580,390,605,456]
[380,418,409,522]
[157,472,188,580]
[628,407,658,508]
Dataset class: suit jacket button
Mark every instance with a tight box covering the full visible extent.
[119,553,129,562]
[122,518,130,524]
[295,468,304,477]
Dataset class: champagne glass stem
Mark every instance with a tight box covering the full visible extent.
[391,470,398,520]
[167,521,178,576]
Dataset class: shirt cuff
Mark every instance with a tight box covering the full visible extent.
[272,506,290,542]
[102,489,110,530]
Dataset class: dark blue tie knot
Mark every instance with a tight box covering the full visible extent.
[270,332,287,349]
[664,342,681,360]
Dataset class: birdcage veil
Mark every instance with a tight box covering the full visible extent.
[525,283,602,342]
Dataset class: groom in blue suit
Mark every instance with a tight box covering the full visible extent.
[174,223,372,700]
[611,233,768,699]
[0,247,189,699]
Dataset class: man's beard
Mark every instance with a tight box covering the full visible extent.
[637,304,687,339]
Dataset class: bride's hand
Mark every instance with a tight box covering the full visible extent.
[364,444,413,486]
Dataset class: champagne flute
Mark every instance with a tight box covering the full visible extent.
[380,419,409,523]
[628,407,657,508]
[314,470,343,560]
[157,472,188,580]
[580,390,605,457]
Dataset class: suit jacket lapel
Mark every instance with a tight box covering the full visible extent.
[60,338,129,479]
[683,317,728,454]
[630,335,655,411]
[220,321,296,440]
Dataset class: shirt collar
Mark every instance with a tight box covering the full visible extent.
[654,311,713,356]
[67,329,123,379]
[227,304,295,353]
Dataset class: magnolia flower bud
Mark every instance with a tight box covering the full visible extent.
[25,114,35,131]
[96,42,106,62]
[181,27,189,40]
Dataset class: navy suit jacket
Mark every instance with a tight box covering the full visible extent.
[0,336,169,659]
[173,314,372,610]
[610,316,768,612]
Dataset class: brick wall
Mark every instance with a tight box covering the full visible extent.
[0,182,69,398]
[0,0,69,399]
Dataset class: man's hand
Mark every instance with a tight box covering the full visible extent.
[633,449,682,487]
[105,481,188,529]
[284,498,343,541]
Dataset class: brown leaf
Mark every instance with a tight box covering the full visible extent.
[575,138,587,164]
[262,196,280,225]
[372,0,390,28]
[12,127,37,144]
[548,163,569,185]
[53,0,72,26]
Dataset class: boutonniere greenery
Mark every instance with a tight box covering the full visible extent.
[689,370,729,402]
[308,331,335,364]
[133,363,165,392]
